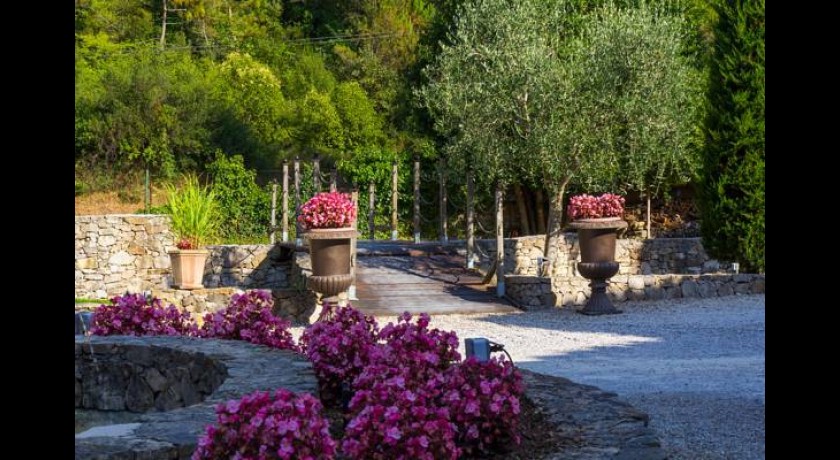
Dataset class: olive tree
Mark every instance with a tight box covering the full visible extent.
[419,0,703,263]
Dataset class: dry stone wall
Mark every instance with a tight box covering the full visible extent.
[75,215,311,320]
[75,215,292,298]
[76,215,175,299]
[474,234,763,309]
[475,234,733,277]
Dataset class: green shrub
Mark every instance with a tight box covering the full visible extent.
[698,0,764,273]
[207,153,271,243]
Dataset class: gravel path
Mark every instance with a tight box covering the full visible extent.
[294,294,765,459]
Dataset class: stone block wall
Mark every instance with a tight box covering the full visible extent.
[75,215,175,299]
[203,245,292,289]
[478,233,761,309]
[75,215,293,299]
[506,273,765,309]
[476,234,732,278]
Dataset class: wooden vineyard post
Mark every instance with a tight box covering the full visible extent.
[439,157,448,243]
[391,160,398,241]
[368,182,376,240]
[270,179,277,244]
[281,160,289,242]
[466,172,475,269]
[313,155,321,193]
[413,156,421,244]
[294,157,302,246]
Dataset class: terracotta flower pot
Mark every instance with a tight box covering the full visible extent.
[169,249,209,290]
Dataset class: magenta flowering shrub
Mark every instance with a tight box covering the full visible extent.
[193,388,337,460]
[197,290,298,351]
[297,191,357,230]
[598,193,625,217]
[342,372,460,460]
[299,304,380,406]
[374,312,461,386]
[340,312,464,458]
[90,293,196,336]
[443,356,525,456]
[567,193,626,220]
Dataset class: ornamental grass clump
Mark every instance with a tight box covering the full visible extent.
[192,388,337,460]
[197,290,298,351]
[165,174,220,248]
[90,293,196,336]
[297,191,357,230]
[567,193,626,220]
[299,304,380,406]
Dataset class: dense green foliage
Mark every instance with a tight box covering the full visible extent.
[206,153,272,243]
[698,0,764,272]
[419,0,705,261]
[76,0,763,257]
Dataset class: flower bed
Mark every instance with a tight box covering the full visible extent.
[90,295,525,458]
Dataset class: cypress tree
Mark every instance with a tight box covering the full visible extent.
[699,0,765,272]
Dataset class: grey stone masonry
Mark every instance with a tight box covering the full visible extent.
[506,273,765,309]
[521,369,665,460]
[76,215,292,299]
[75,336,317,459]
[76,215,175,299]
[476,234,734,278]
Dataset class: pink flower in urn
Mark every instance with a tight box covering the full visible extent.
[567,193,626,220]
[297,192,357,230]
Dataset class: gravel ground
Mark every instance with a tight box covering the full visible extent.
[293,294,765,459]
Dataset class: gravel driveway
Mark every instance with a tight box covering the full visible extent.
[293,294,765,459]
[427,294,766,459]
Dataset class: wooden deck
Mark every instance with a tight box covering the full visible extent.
[350,254,517,317]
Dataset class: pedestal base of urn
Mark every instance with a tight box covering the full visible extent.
[577,262,622,315]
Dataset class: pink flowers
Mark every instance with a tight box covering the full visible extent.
[299,304,380,406]
[196,290,298,352]
[297,192,357,230]
[93,295,526,458]
[192,389,337,460]
[90,293,195,336]
[567,193,626,220]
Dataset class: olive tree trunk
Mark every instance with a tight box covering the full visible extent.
[543,176,571,274]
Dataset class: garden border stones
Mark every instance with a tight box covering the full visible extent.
[75,336,317,459]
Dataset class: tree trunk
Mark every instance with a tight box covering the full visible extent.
[495,183,505,297]
[524,185,537,237]
[646,188,653,239]
[535,189,547,234]
[543,178,571,272]
[160,0,168,49]
[513,184,530,236]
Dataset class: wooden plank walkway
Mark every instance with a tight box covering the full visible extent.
[350,253,517,317]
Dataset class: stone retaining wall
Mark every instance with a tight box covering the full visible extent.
[148,287,317,323]
[75,336,318,459]
[75,215,292,299]
[507,273,766,309]
[76,342,227,412]
[76,215,174,299]
[476,234,733,277]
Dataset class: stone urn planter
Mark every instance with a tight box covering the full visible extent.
[567,217,628,315]
[305,228,358,297]
[168,249,209,290]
